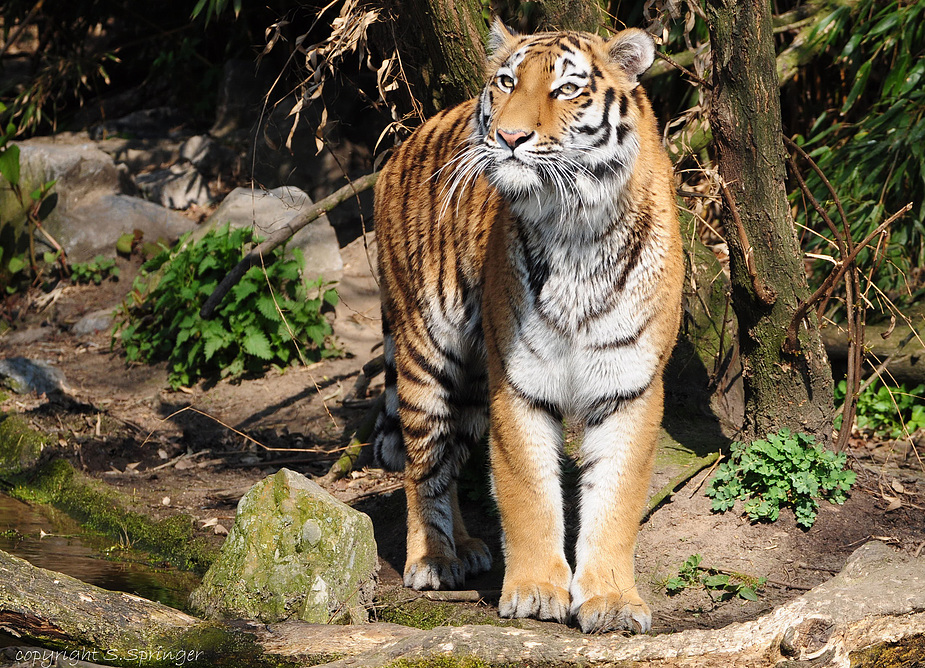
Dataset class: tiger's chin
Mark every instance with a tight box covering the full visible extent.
[487,158,543,197]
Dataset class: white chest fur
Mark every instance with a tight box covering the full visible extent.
[501,214,668,421]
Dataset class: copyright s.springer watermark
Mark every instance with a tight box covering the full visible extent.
[14,647,206,667]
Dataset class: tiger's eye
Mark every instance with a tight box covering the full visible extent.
[557,82,580,96]
[497,74,515,91]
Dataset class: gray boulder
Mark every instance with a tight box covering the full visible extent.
[0,136,197,262]
[189,468,378,625]
[0,357,68,396]
[203,186,343,282]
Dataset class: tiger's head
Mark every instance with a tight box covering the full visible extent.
[450,21,656,220]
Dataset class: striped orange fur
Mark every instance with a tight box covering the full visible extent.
[372,20,683,634]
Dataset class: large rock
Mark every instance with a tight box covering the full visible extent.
[203,186,343,282]
[0,136,197,262]
[0,357,68,396]
[189,468,378,625]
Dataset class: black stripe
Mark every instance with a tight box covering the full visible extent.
[402,420,443,441]
[522,243,549,300]
[509,381,563,422]
[426,515,455,548]
[398,396,444,417]
[615,204,655,292]
[416,457,452,490]
[384,353,398,386]
[564,34,583,51]
[422,319,466,368]
[616,122,631,144]
[406,347,455,392]
[584,384,648,428]
[586,313,653,349]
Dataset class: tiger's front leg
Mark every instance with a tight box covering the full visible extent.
[491,382,572,623]
[569,379,664,634]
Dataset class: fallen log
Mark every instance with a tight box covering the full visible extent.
[822,314,925,386]
[2,542,924,667]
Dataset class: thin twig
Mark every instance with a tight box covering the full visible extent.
[422,590,500,603]
[718,180,777,306]
[0,0,44,58]
[643,451,722,520]
[141,405,326,453]
[655,50,713,89]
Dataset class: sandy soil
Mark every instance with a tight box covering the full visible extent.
[1,234,923,637]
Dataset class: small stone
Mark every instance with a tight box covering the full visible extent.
[71,309,115,337]
[300,519,322,549]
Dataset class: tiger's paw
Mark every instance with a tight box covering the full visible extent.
[403,556,465,590]
[499,581,570,623]
[571,593,651,634]
[457,537,492,577]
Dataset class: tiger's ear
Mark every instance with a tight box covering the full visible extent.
[606,28,656,86]
[488,17,518,55]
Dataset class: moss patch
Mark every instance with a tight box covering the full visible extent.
[385,658,500,668]
[850,633,925,668]
[375,589,517,631]
[9,458,216,573]
[0,413,46,473]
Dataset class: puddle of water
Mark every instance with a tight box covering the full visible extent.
[0,493,200,648]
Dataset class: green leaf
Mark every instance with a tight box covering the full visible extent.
[702,574,728,589]
[738,587,758,601]
[0,144,21,185]
[7,256,25,274]
[243,330,273,360]
[256,294,281,321]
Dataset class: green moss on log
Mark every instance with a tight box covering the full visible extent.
[9,458,216,573]
[850,634,925,668]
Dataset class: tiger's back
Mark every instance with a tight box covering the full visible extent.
[372,21,683,634]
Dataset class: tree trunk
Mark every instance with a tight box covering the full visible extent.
[388,0,608,115]
[703,0,833,441]
[535,0,604,33]
[387,0,488,114]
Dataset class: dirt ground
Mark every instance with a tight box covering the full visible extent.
[1,234,924,638]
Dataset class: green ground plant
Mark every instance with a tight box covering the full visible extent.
[836,379,925,439]
[112,224,340,389]
[664,554,766,602]
[706,430,856,529]
[68,255,120,285]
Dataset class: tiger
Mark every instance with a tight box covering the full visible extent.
[370,19,683,634]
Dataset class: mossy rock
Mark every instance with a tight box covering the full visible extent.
[0,414,45,474]
[190,468,378,625]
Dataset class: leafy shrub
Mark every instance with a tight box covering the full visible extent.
[665,554,765,602]
[113,224,340,389]
[706,430,856,528]
[835,379,925,439]
[796,0,925,307]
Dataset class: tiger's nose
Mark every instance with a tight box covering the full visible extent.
[496,129,533,150]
